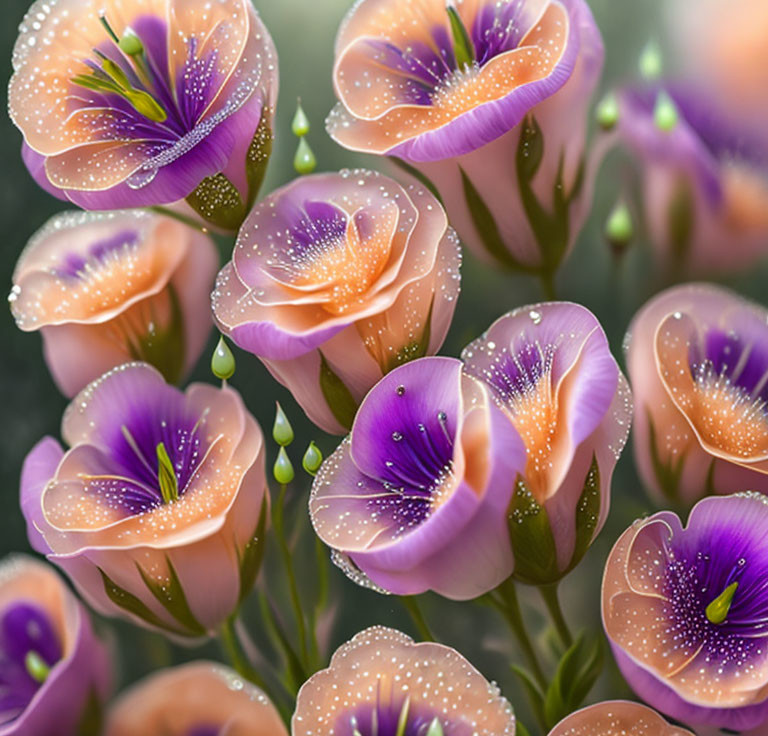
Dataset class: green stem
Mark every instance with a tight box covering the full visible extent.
[147,205,208,232]
[273,484,310,670]
[307,534,330,669]
[539,270,557,301]
[496,579,547,690]
[400,596,435,642]
[539,582,573,649]
[257,593,306,694]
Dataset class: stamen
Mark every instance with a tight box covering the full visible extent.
[25,651,50,684]
[98,13,120,44]
[706,581,739,625]
[395,695,411,736]
[446,2,476,69]
[156,442,180,504]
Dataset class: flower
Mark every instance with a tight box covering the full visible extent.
[20,362,268,637]
[548,701,693,735]
[310,357,525,599]
[326,0,603,278]
[0,555,111,736]
[213,169,461,435]
[625,283,768,507]
[461,303,632,584]
[9,0,277,230]
[602,493,768,731]
[613,85,768,274]
[104,661,287,736]
[9,210,218,397]
[292,626,515,736]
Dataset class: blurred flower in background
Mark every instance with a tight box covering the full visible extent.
[9,210,217,397]
[626,283,768,507]
[8,0,278,231]
[0,555,110,736]
[462,302,632,584]
[327,0,603,288]
[603,493,768,731]
[548,701,694,735]
[213,169,461,434]
[104,661,287,736]
[20,363,268,637]
[310,357,525,599]
[292,626,516,735]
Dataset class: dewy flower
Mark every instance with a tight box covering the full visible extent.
[213,169,461,435]
[9,210,218,397]
[292,626,515,736]
[20,362,268,637]
[9,0,277,231]
[104,661,287,736]
[326,0,604,280]
[310,357,526,599]
[548,701,693,736]
[626,283,768,507]
[602,493,768,732]
[461,303,632,584]
[0,555,110,736]
[613,84,768,274]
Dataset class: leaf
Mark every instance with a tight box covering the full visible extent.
[507,476,559,584]
[136,557,206,636]
[459,166,532,273]
[319,351,358,431]
[386,297,434,372]
[237,496,269,605]
[186,172,246,231]
[390,157,444,205]
[510,664,546,729]
[516,722,533,736]
[567,456,601,573]
[647,411,685,504]
[246,108,274,209]
[98,568,187,636]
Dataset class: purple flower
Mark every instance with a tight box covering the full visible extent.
[9,0,278,230]
[603,493,768,731]
[0,555,111,736]
[310,357,525,599]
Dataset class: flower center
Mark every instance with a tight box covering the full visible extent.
[0,603,62,725]
[706,581,739,625]
[347,695,445,736]
[56,230,140,281]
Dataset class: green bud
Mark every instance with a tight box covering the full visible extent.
[156,442,179,504]
[446,4,475,70]
[294,137,317,175]
[596,93,619,131]
[292,100,311,137]
[395,696,411,736]
[302,441,323,476]
[119,27,144,57]
[211,335,236,381]
[273,403,294,446]
[25,651,50,684]
[639,39,662,81]
[654,91,679,132]
[273,446,295,485]
[425,718,444,736]
[605,201,633,250]
[706,581,738,624]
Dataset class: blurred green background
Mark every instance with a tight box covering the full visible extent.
[1,0,756,730]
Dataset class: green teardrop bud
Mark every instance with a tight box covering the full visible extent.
[156,442,179,504]
[302,441,323,476]
[273,403,294,446]
[294,137,317,175]
[119,27,144,56]
[273,446,295,485]
[425,718,444,736]
[292,100,311,137]
[596,93,619,131]
[25,651,50,684]
[605,201,633,249]
[446,4,475,70]
[211,335,236,381]
[706,581,738,624]
[395,696,411,736]
[654,91,679,132]
[639,40,662,81]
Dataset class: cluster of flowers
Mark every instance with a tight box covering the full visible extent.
[5,0,768,733]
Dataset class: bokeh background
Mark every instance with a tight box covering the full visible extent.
[1,0,761,729]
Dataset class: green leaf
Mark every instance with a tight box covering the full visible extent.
[319,351,359,431]
[460,166,533,273]
[386,297,434,373]
[516,117,544,182]
[507,476,559,584]
[136,557,206,636]
[516,722,533,736]
[510,665,546,729]
[390,157,444,205]
[567,456,601,573]
[667,175,695,270]
[98,568,187,636]
[76,689,103,736]
[186,172,246,232]
[126,283,185,385]
[237,496,268,605]
[246,112,273,208]
[647,411,685,504]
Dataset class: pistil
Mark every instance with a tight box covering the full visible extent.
[706,581,739,625]
[156,442,180,504]
[446,2,475,70]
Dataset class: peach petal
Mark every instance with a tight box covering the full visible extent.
[548,700,694,735]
